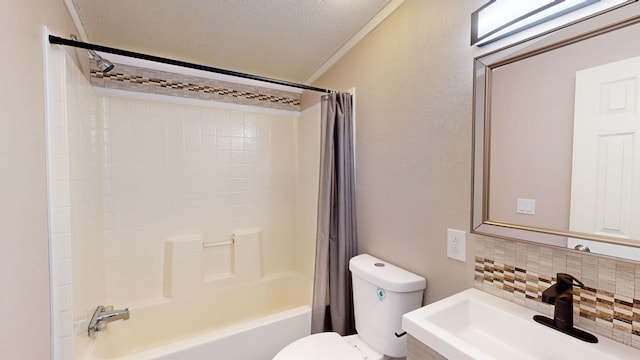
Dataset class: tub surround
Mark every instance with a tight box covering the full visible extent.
[47,44,319,360]
[163,230,266,299]
[98,95,307,306]
[475,236,640,350]
[163,236,204,298]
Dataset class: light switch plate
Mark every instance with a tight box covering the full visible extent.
[516,198,536,215]
[447,228,466,262]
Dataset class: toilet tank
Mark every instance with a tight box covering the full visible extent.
[349,254,426,358]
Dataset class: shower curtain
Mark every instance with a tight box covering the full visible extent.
[311,92,358,335]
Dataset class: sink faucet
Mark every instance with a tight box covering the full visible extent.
[533,273,597,343]
[542,273,582,331]
[88,305,130,337]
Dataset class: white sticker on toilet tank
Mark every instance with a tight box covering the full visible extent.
[376,288,386,302]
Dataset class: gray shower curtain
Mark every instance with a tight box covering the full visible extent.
[311,92,358,335]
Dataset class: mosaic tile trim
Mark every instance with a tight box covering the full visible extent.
[89,61,301,112]
[475,236,640,350]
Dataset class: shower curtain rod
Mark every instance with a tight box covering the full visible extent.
[48,35,332,94]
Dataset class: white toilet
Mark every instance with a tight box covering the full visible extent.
[273,254,426,360]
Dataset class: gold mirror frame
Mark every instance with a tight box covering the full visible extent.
[471,4,640,253]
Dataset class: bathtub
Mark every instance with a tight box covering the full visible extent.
[82,275,311,360]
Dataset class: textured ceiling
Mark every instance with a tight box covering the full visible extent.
[71,0,394,83]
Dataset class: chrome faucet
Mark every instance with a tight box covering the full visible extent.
[533,273,597,343]
[88,305,130,337]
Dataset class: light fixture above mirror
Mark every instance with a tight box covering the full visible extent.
[471,0,632,46]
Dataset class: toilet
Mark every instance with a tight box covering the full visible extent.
[273,254,426,360]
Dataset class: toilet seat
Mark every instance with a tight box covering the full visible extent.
[272,332,367,360]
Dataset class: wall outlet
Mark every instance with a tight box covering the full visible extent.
[447,228,466,262]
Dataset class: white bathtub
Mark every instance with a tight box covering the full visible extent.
[82,275,311,360]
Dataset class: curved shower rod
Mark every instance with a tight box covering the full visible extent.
[48,34,332,94]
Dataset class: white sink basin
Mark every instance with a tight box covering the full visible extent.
[402,288,640,360]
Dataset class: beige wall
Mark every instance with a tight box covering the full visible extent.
[311,0,490,303]
[0,1,77,359]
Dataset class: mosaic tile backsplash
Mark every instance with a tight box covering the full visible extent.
[475,236,640,350]
[89,61,301,111]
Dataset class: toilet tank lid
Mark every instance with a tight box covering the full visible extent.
[349,254,426,292]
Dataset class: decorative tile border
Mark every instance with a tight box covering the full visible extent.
[475,236,640,350]
[89,61,301,111]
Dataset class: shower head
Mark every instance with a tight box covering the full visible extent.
[88,49,115,73]
[68,34,115,73]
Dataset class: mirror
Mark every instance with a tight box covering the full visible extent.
[472,4,640,261]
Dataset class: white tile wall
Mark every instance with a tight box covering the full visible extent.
[46,46,105,360]
[295,105,322,282]
[65,57,105,337]
[46,42,69,360]
[101,98,304,305]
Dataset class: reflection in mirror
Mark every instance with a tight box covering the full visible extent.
[570,56,640,240]
[472,4,640,261]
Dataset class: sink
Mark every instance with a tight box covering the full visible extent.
[402,288,640,360]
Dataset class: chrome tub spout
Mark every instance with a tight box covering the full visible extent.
[88,305,130,337]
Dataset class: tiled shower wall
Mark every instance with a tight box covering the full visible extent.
[475,236,640,350]
[102,97,302,306]
[295,105,321,283]
[46,45,105,360]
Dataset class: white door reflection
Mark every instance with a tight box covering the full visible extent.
[569,55,640,260]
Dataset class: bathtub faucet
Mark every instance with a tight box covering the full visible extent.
[88,305,130,337]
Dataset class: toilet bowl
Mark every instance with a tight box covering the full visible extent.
[273,332,384,360]
[273,254,426,359]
